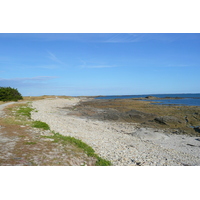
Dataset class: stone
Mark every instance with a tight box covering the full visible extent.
[154,116,183,125]
[145,96,158,99]
[136,162,141,166]
[124,109,156,121]
[42,138,54,142]
[194,126,200,133]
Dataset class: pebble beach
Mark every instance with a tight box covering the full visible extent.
[31,98,200,166]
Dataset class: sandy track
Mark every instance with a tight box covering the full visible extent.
[31,98,200,166]
[0,102,16,117]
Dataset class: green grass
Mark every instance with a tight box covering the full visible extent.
[32,120,50,130]
[24,141,37,145]
[16,105,35,119]
[95,156,112,166]
[45,132,112,166]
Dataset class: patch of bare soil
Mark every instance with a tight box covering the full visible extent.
[0,103,96,166]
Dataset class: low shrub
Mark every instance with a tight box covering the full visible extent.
[0,87,23,101]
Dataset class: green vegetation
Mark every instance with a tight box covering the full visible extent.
[0,87,23,101]
[2,116,31,126]
[16,106,35,119]
[24,141,37,145]
[1,103,33,126]
[15,105,50,130]
[45,132,112,166]
[95,156,112,166]
[22,95,72,102]
[32,120,50,130]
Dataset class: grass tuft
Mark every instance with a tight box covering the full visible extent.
[16,106,34,119]
[95,156,112,166]
[24,142,37,145]
[32,121,50,130]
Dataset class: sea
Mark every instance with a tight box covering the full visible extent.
[95,93,200,106]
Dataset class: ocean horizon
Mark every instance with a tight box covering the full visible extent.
[95,93,200,106]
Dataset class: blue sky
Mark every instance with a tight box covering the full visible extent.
[0,33,200,96]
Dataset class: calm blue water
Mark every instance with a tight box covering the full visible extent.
[95,94,200,106]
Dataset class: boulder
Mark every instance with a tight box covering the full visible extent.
[194,126,200,133]
[154,116,183,125]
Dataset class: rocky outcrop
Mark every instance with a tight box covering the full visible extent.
[124,109,156,121]
[145,96,158,99]
[154,116,184,126]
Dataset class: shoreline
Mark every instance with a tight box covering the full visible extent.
[31,97,200,166]
[72,97,200,136]
[95,95,200,107]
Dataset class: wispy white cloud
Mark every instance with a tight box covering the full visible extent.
[81,65,116,69]
[0,33,111,43]
[0,76,58,82]
[104,33,144,43]
[0,76,58,89]
[47,51,64,65]
[79,59,117,69]
[25,76,58,80]
[103,33,189,43]
[167,64,191,67]
[1,33,200,43]
[34,65,59,69]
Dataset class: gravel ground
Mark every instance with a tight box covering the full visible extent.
[31,98,200,166]
[0,100,97,166]
[0,102,16,117]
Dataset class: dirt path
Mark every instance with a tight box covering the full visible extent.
[0,101,97,166]
[0,102,16,117]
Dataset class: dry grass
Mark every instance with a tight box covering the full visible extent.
[21,95,73,102]
[75,98,200,135]
[0,102,5,105]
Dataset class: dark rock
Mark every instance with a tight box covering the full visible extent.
[182,163,190,166]
[187,144,195,147]
[194,126,200,133]
[145,96,157,99]
[154,116,183,125]
[136,162,141,166]
[125,109,156,120]
[103,113,119,121]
